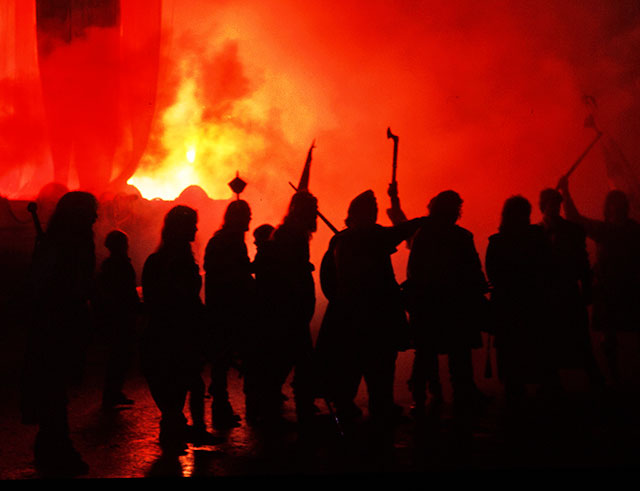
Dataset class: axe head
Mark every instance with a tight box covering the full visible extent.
[582,95,597,109]
[387,127,398,142]
[584,114,602,134]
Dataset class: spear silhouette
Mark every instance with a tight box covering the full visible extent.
[288,140,339,234]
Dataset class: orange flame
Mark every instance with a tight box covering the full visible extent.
[128,59,267,200]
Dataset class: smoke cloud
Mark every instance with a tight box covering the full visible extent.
[2,0,640,276]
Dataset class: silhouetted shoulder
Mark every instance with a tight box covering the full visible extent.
[142,252,161,276]
[453,224,474,241]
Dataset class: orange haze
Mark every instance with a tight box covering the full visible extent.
[2,0,640,285]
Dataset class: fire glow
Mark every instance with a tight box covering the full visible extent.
[128,57,267,201]
[1,0,639,246]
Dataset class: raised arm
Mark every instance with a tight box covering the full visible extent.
[386,181,408,226]
[557,175,605,241]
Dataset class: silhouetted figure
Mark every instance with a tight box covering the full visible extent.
[253,224,275,256]
[95,230,140,408]
[486,196,554,407]
[22,191,98,476]
[400,190,489,414]
[557,177,640,383]
[251,224,276,300]
[538,188,604,387]
[141,206,220,453]
[241,223,278,424]
[259,191,319,424]
[316,190,421,428]
[204,200,255,428]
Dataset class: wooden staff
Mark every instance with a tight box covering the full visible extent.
[556,115,603,186]
[387,127,399,187]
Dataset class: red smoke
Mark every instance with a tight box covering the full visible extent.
[2,0,640,270]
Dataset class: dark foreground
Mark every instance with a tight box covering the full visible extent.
[1,330,639,480]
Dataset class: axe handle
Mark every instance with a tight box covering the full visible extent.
[558,131,603,186]
[387,127,399,186]
[391,137,398,185]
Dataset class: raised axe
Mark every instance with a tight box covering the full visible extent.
[387,127,399,186]
[556,112,603,188]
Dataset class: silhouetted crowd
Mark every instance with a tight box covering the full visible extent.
[18,175,640,476]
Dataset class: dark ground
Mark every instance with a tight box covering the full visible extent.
[1,323,639,480]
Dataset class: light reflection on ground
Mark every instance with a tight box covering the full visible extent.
[2,340,640,478]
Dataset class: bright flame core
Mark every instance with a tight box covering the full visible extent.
[186,146,196,163]
[127,56,267,201]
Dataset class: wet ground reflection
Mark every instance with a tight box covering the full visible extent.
[1,345,640,478]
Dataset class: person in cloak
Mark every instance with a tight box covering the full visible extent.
[256,144,322,425]
[392,187,489,416]
[316,188,422,430]
[242,223,280,424]
[95,229,140,409]
[557,176,640,384]
[485,196,555,410]
[261,190,319,424]
[538,188,605,389]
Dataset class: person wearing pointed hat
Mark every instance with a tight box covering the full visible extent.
[203,175,255,428]
[255,143,322,425]
[262,190,319,424]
